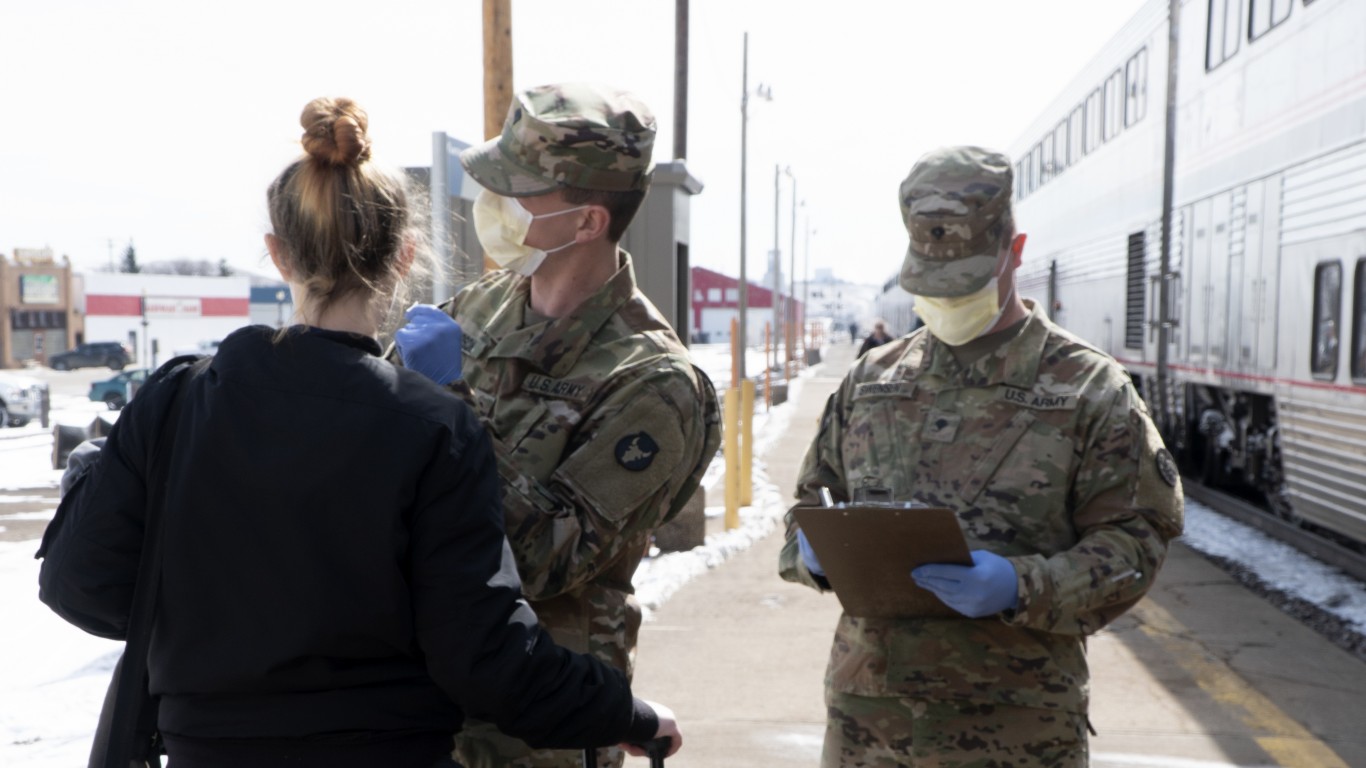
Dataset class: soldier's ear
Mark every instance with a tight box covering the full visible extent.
[1010,233,1027,266]
[576,205,612,243]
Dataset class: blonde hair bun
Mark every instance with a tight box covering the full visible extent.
[300,97,371,166]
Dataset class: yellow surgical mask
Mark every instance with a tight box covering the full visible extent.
[912,252,1013,346]
[472,189,586,276]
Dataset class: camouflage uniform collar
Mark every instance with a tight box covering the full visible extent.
[489,249,637,376]
[920,299,1048,388]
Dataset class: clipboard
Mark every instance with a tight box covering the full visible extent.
[793,505,972,619]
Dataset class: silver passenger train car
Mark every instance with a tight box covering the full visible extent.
[994,0,1366,547]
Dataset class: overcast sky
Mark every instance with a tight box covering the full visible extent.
[0,0,1149,285]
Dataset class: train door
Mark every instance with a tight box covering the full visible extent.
[1207,191,1233,368]
[1227,185,1250,373]
[1186,199,1211,364]
[1251,179,1281,372]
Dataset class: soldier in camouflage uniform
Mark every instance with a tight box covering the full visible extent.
[779,146,1184,767]
[396,83,720,768]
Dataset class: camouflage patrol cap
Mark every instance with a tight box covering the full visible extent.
[899,145,1014,297]
[460,82,656,197]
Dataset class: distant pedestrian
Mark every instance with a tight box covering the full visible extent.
[857,320,894,357]
[848,321,860,344]
[780,145,1183,767]
[38,96,680,768]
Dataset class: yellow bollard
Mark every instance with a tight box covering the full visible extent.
[764,322,771,411]
[740,379,754,507]
[724,387,740,530]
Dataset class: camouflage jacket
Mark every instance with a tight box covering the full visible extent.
[779,300,1183,713]
[441,251,719,677]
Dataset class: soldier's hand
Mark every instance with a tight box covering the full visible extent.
[394,304,463,385]
[797,529,825,576]
[912,549,1019,618]
[622,700,681,759]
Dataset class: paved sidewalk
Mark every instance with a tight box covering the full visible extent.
[628,342,857,767]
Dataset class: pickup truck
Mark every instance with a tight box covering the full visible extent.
[0,371,48,428]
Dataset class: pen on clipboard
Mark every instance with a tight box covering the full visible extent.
[819,487,835,507]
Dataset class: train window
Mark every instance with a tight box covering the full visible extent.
[1052,120,1069,175]
[1068,105,1085,162]
[1015,160,1027,200]
[1353,259,1366,381]
[1103,70,1125,141]
[1085,89,1104,152]
[1250,0,1292,40]
[1125,47,1149,127]
[1030,144,1043,193]
[1311,261,1341,379]
[1206,0,1243,71]
[1040,139,1054,186]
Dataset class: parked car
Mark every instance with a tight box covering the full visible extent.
[88,368,150,410]
[49,341,131,371]
[0,371,48,428]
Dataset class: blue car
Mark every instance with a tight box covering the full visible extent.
[88,368,150,410]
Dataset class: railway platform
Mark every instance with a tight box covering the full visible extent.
[628,341,1366,768]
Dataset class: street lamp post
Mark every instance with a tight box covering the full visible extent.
[738,32,771,384]
[140,289,149,368]
[804,217,814,355]
[772,163,782,376]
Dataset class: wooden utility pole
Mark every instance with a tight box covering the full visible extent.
[674,0,689,160]
[483,0,514,140]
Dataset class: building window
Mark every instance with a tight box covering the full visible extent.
[1015,161,1026,199]
[1068,105,1085,163]
[1352,259,1366,381]
[707,287,722,302]
[693,289,704,303]
[1207,0,1243,71]
[1311,260,1341,379]
[1040,140,1054,186]
[1125,47,1149,127]
[1250,0,1292,40]
[1085,89,1104,153]
[724,287,738,303]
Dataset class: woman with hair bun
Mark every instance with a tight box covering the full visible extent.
[38,97,680,768]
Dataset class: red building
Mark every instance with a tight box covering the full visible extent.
[690,267,800,345]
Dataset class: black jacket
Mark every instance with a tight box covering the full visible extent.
[38,326,654,765]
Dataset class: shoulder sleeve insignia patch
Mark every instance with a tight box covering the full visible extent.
[615,432,660,471]
[1156,448,1179,488]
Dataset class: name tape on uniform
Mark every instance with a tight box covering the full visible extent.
[523,373,590,403]
[1000,387,1078,410]
[853,381,915,400]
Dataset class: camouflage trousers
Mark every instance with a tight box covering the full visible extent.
[822,691,1087,767]
[453,720,623,768]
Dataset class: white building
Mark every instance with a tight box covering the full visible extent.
[82,273,252,367]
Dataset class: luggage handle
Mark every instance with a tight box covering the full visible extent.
[582,736,671,767]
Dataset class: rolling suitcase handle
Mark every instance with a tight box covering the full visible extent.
[582,737,672,767]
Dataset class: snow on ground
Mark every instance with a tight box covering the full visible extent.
[3,353,1365,765]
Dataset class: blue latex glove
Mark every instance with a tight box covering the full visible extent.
[797,529,824,577]
[911,549,1019,618]
[60,438,106,498]
[394,304,463,385]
